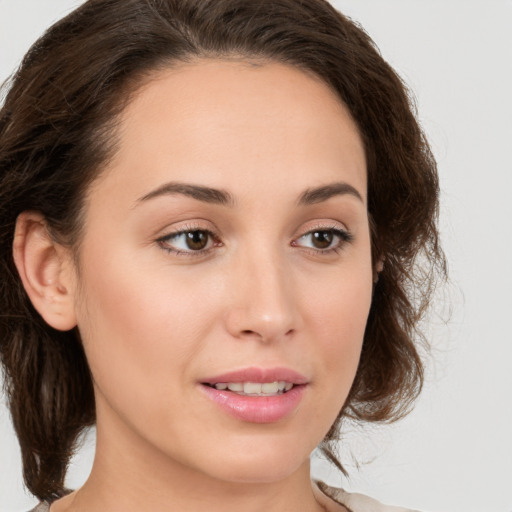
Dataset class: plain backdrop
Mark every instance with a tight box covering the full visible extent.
[1,1,511,511]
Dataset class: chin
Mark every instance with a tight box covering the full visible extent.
[192,432,315,485]
[211,458,308,485]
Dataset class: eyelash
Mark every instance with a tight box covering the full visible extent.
[292,226,353,255]
[156,225,353,258]
[156,225,221,258]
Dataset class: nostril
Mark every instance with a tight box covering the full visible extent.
[238,328,295,342]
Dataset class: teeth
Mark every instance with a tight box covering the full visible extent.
[214,381,294,395]
[261,382,279,393]
[244,382,263,394]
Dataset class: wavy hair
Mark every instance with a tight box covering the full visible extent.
[0,0,445,501]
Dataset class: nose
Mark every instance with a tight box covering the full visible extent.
[223,248,299,343]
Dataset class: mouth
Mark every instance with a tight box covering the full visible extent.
[203,381,295,396]
[199,367,308,423]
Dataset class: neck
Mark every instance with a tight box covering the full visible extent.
[53,410,326,512]
[58,455,323,512]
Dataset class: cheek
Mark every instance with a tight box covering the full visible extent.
[73,246,219,411]
[298,257,373,416]
[304,257,373,347]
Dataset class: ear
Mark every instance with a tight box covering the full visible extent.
[12,211,77,331]
[373,257,385,284]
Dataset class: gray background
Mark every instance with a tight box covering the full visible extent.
[1,1,511,511]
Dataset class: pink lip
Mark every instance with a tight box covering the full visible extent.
[201,367,309,385]
[199,367,308,424]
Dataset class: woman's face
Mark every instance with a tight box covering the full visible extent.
[71,60,372,483]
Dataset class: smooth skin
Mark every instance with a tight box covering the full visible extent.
[14,60,373,512]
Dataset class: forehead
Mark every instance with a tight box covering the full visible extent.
[91,59,367,207]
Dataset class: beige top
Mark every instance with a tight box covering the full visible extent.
[30,481,420,512]
[313,482,420,512]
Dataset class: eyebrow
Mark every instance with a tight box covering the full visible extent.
[298,182,364,205]
[136,180,363,208]
[137,182,234,206]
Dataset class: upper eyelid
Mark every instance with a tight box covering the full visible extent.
[294,227,353,246]
[295,220,350,237]
[157,223,349,239]
[160,227,215,238]
[156,227,219,246]
[155,219,351,237]
[299,227,350,237]
[156,221,217,239]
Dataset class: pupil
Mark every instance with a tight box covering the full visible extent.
[186,231,208,250]
[312,231,333,249]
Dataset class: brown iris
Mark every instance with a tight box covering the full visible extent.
[185,230,209,250]
[311,230,334,249]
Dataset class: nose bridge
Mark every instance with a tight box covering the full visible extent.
[226,241,297,341]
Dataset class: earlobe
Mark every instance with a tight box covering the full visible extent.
[373,257,385,284]
[12,211,77,331]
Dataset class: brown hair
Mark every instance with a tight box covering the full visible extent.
[0,0,445,502]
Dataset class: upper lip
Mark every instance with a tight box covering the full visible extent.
[201,367,309,385]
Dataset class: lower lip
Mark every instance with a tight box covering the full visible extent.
[200,385,306,423]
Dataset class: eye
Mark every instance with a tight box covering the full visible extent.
[157,229,217,254]
[294,228,352,252]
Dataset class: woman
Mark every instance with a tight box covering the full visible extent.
[0,0,445,511]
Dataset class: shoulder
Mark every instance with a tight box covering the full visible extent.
[27,489,73,511]
[28,503,50,512]
[313,481,422,512]
[29,485,421,512]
